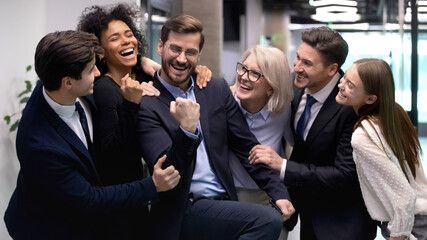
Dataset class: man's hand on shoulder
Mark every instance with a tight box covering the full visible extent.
[194,65,212,89]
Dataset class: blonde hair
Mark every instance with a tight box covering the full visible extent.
[235,45,293,113]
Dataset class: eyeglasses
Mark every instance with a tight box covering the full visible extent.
[166,44,199,61]
[236,62,264,82]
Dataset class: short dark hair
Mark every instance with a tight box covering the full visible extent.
[160,14,205,51]
[77,3,147,75]
[34,30,103,91]
[301,26,348,69]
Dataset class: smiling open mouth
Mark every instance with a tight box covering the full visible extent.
[120,48,134,56]
[172,64,187,71]
[240,84,252,91]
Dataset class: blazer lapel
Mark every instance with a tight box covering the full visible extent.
[291,86,304,137]
[152,75,176,107]
[305,85,341,145]
[194,87,210,148]
[41,92,101,184]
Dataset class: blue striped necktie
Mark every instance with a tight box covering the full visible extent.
[296,95,317,141]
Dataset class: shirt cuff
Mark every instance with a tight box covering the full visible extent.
[181,126,200,140]
[280,159,287,181]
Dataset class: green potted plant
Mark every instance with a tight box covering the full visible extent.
[4,65,36,132]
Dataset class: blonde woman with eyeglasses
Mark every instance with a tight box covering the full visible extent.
[229,45,294,239]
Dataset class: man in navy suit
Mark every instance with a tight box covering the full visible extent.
[136,14,295,240]
[4,30,180,240]
[250,27,378,239]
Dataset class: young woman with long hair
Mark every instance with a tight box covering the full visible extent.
[336,58,427,240]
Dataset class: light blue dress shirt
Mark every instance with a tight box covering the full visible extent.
[157,72,226,198]
[229,97,293,188]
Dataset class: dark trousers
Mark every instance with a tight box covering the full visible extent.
[180,194,282,240]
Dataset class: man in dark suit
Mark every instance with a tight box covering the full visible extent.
[4,30,180,240]
[249,27,378,239]
[136,14,294,240]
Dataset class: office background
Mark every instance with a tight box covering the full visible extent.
[0,0,426,239]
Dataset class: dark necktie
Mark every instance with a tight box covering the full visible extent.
[75,101,92,148]
[296,94,317,141]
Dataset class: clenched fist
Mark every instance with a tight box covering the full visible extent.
[170,97,200,134]
[120,73,144,104]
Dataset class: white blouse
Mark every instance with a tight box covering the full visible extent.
[352,119,427,237]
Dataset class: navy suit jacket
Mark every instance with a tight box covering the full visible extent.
[4,82,158,240]
[137,74,289,240]
[284,72,377,239]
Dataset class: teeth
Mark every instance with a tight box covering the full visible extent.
[120,48,134,55]
[173,65,186,70]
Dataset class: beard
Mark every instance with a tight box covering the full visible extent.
[161,58,196,88]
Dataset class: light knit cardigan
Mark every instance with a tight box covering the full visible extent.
[352,119,427,238]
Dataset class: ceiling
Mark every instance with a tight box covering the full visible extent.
[262,0,411,25]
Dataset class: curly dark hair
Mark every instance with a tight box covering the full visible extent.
[77,3,147,74]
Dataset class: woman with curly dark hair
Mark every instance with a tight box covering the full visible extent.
[77,3,210,239]
[77,4,157,239]
[78,3,153,185]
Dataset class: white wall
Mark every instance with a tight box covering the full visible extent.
[0,0,135,238]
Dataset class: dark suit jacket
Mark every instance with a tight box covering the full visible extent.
[137,74,289,240]
[284,73,377,239]
[4,82,158,240]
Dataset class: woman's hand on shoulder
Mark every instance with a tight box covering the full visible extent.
[195,65,212,89]
[141,57,160,77]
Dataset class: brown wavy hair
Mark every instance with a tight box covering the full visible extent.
[354,58,421,181]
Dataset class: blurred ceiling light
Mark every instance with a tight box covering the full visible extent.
[316,6,358,14]
[309,0,357,7]
[409,0,427,6]
[329,23,369,30]
[312,13,361,22]
[405,6,427,22]
[144,14,168,23]
[406,7,427,12]
[310,0,360,22]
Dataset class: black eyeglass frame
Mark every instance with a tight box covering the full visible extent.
[235,62,264,82]
[166,43,200,60]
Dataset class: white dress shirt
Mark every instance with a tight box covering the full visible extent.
[42,87,93,149]
[280,72,341,180]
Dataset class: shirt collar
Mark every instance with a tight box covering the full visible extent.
[42,86,76,118]
[235,96,270,121]
[305,71,340,104]
[156,70,194,99]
